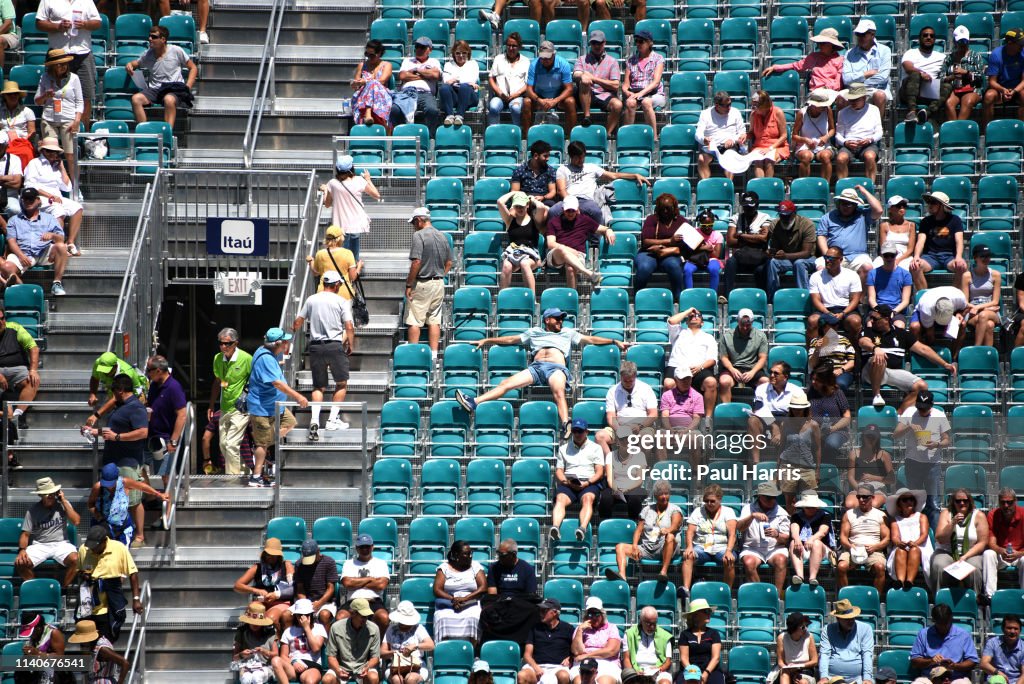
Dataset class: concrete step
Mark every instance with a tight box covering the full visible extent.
[145,670,232,683]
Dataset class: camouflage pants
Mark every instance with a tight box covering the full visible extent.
[900,72,954,113]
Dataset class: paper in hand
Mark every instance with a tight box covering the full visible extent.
[943,559,976,580]
[674,221,707,251]
[817,328,841,357]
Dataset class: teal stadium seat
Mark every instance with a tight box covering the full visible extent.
[957,346,999,405]
[636,580,677,629]
[837,586,881,628]
[527,124,564,164]
[544,578,584,622]
[877,650,912,684]
[371,458,413,515]
[424,178,463,232]
[480,641,521,684]
[312,516,352,564]
[503,20,540,58]
[392,343,433,399]
[784,585,827,638]
[768,17,809,67]
[746,177,785,214]
[910,14,949,51]
[761,71,801,123]
[677,19,715,72]
[487,346,527,398]
[886,587,929,646]
[720,18,757,70]
[473,178,511,232]
[712,71,751,112]
[625,344,664,388]
[400,577,436,630]
[453,518,495,562]
[955,13,994,52]
[938,120,980,176]
[892,122,934,177]
[348,124,388,176]
[420,459,460,515]
[789,177,829,221]
[482,125,522,177]
[454,19,490,64]
[597,519,635,575]
[392,123,430,179]
[689,581,732,632]
[737,583,779,645]
[986,119,1024,175]
[407,517,449,576]
[546,20,583,62]
[114,14,153,66]
[633,20,672,57]
[91,121,130,162]
[571,125,607,165]
[433,641,475,684]
[728,288,768,328]
[498,518,540,563]
[633,288,672,342]
[475,401,514,459]
[511,458,551,515]
[598,232,637,287]
[17,578,61,624]
[589,288,629,342]
[679,287,718,331]
[428,400,471,458]
[588,20,625,59]
[412,20,450,59]
[588,579,630,627]
[580,344,621,400]
[651,178,692,212]
[934,587,979,632]
[266,516,306,561]
[886,176,926,221]
[369,19,408,63]
[495,287,535,335]
[539,288,579,327]
[772,289,811,345]
[434,125,473,177]
[359,517,398,565]
[616,125,655,176]
[729,645,771,684]
[159,14,197,54]
[977,176,1018,233]
[518,401,558,459]
[451,287,491,341]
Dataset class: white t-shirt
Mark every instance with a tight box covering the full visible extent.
[605,380,658,418]
[556,439,604,481]
[900,48,946,100]
[340,556,391,600]
[740,502,790,556]
[282,623,329,664]
[327,176,370,235]
[399,57,442,92]
[899,406,950,463]
[914,286,968,329]
[0,153,23,180]
[687,505,737,554]
[36,0,101,54]
[443,59,480,86]
[606,449,647,492]
[668,326,718,371]
[0,106,35,140]
[490,53,531,95]
[556,163,604,201]
[809,267,862,309]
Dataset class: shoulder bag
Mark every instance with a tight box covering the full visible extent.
[327,248,370,328]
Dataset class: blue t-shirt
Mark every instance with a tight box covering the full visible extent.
[147,374,187,441]
[817,207,871,257]
[486,558,538,596]
[7,212,63,258]
[527,56,573,98]
[247,347,286,417]
[867,266,912,307]
[909,625,979,673]
[987,45,1024,88]
[920,212,963,255]
[983,635,1024,682]
[103,395,149,467]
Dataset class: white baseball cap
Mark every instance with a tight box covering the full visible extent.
[853,19,877,34]
[953,26,970,43]
[738,308,755,322]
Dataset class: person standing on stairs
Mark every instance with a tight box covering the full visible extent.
[405,207,451,358]
[210,327,251,477]
[293,271,356,441]
[85,350,149,434]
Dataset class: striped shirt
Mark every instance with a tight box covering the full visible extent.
[809,331,856,370]
[858,327,915,369]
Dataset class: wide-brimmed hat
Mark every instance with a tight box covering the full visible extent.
[831,598,862,619]
[686,598,713,613]
[67,619,101,643]
[788,388,810,410]
[0,80,26,97]
[390,600,421,626]
[887,488,927,516]
[291,598,315,615]
[922,191,953,211]
[44,49,74,66]
[834,188,862,205]
[811,28,844,47]
[32,477,61,495]
[807,88,838,108]
[239,602,274,626]
[39,137,63,153]
[795,491,829,509]
[263,537,284,556]
[839,82,869,101]
[757,481,781,497]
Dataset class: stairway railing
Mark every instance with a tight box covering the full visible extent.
[278,182,325,386]
[241,0,288,168]
[123,580,152,684]
[162,402,196,555]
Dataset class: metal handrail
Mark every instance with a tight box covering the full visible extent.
[123,580,152,684]
[161,403,195,554]
[278,177,324,386]
[74,133,169,189]
[242,0,288,168]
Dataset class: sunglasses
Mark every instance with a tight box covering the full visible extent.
[921,33,936,38]
[769,370,785,376]
[824,256,840,262]
[1002,499,1017,505]
[454,51,469,56]
[364,51,378,58]
[954,498,970,504]
[219,340,236,346]
[149,34,163,39]
[688,312,703,320]
[857,495,872,500]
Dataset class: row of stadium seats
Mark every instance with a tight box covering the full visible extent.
[0,578,62,632]
[19,12,200,65]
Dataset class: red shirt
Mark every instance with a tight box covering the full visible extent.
[988,506,1024,550]
[548,213,599,253]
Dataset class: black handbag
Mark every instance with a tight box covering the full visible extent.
[326,249,369,328]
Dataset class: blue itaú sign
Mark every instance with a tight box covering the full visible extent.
[206,218,270,256]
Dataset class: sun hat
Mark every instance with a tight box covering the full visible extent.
[32,477,61,496]
[45,48,74,66]
[788,388,810,410]
[807,88,838,107]
[291,598,315,615]
[811,28,844,47]
[839,82,869,101]
[922,191,953,210]
[263,537,284,556]
[390,600,422,626]
[67,620,102,643]
[886,488,927,516]
[834,188,862,205]
[239,602,274,626]
[757,481,781,497]
[831,599,862,619]
[39,137,63,153]
[0,80,26,97]
[795,491,829,508]
[686,598,713,613]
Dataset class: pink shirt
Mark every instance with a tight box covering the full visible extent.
[660,387,705,427]
[773,51,844,91]
[327,176,370,235]
[577,621,621,664]
[698,228,725,263]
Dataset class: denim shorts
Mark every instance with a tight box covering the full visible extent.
[920,251,954,270]
[694,549,738,564]
[529,361,573,385]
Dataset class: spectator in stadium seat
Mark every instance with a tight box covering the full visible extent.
[389,37,442,135]
[337,533,390,630]
[498,191,542,294]
[551,418,604,540]
[665,305,718,417]
[981,29,1024,132]
[860,305,949,412]
[910,192,967,291]
[233,537,295,631]
[233,603,278,684]
[808,316,856,392]
[816,185,881,282]
[125,25,197,129]
[838,484,890,594]
[717,308,769,404]
[808,248,863,342]
[764,28,844,90]
[776,612,818,684]
[943,27,985,122]
[489,33,530,127]
[678,599,726,684]
[958,244,1001,348]
[748,91,790,178]
[293,539,341,630]
[793,89,837,182]
[660,368,706,465]
[738,481,791,594]
[323,598,382,684]
[594,361,657,457]
[3,187,69,296]
[16,476,80,587]
[622,606,672,684]
[874,196,917,270]
[523,41,577,136]
[0,82,36,175]
[599,430,648,521]
[894,390,951,532]
[143,355,186,487]
[511,140,558,225]
[681,484,737,593]
[574,30,622,137]
[34,51,82,185]
[868,242,913,329]
[0,308,40,428]
[23,137,82,256]
[552,141,650,226]
[930,489,989,598]
[681,209,724,293]
[35,0,99,127]
[747,361,799,465]
[886,487,932,591]
[984,489,1024,602]
[545,195,613,287]
[622,30,666,141]
[273,597,328,684]
[77,525,144,641]
[606,480,683,583]
[910,285,969,352]
[0,131,25,220]
[695,91,746,181]
[910,604,979,676]
[843,424,893,510]
[842,20,892,111]
[900,26,947,125]
[405,207,452,355]
[819,599,875,684]
[773,388,821,509]
[381,601,434,684]
[322,156,379,265]
[433,540,486,645]
[520,598,574,684]
[439,41,481,127]
[766,200,817,299]
[209,327,251,477]
[488,539,538,596]
[88,462,167,550]
[834,83,883,183]
[455,307,627,439]
[570,600,622,684]
[351,40,394,129]
[980,615,1024,684]
[789,491,835,588]
[634,192,686,300]
[807,365,852,462]
[720,190,772,295]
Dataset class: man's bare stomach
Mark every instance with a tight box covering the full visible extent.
[532,349,568,365]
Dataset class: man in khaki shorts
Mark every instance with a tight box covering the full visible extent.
[838,484,890,595]
[404,207,452,357]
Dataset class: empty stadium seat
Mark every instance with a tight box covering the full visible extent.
[589,579,630,627]
[451,287,491,341]
[371,458,413,515]
[580,344,621,400]
[475,402,514,459]
[312,516,352,563]
[677,19,715,71]
[510,457,551,515]
[772,289,810,345]
[985,119,1024,175]
[633,288,672,342]
[736,583,780,645]
[434,640,475,684]
[393,343,433,399]
[589,288,629,342]
[518,401,558,459]
[544,578,584,622]
[428,400,472,458]
[977,176,1018,232]
[495,287,535,336]
[407,517,449,576]
[892,122,934,177]
[425,178,463,232]
[420,458,460,515]
[720,18,757,70]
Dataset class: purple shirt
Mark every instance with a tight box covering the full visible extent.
[147,374,187,441]
[548,213,600,253]
[660,387,704,427]
[574,52,620,101]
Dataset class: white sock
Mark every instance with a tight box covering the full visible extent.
[328,406,340,423]
[12,409,22,417]
[310,405,322,426]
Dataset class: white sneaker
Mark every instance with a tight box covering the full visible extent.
[443,115,455,126]
[872,394,885,408]
[478,9,500,30]
[68,243,81,256]
[51,281,65,296]
[453,115,463,127]
[325,418,349,431]
[199,30,210,44]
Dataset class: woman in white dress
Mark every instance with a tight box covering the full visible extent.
[930,487,990,596]
[886,488,932,590]
[432,540,486,645]
[381,601,435,684]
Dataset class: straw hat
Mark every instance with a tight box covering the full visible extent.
[794,491,829,509]
[239,602,273,626]
[830,599,862,619]
[67,620,101,643]
[262,537,284,557]
[807,88,838,108]
[811,28,844,47]
[32,477,61,496]
[0,80,26,97]
[788,388,810,410]
[886,488,927,516]
[44,48,74,66]
[685,598,713,613]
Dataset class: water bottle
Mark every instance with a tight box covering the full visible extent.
[1007,543,1014,560]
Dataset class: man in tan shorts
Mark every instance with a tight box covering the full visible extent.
[838,484,890,595]
[405,207,452,357]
